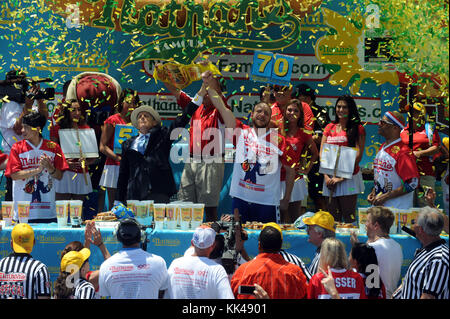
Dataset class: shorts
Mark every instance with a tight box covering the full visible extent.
[99,164,120,189]
[177,160,224,207]
[55,170,93,195]
[232,197,279,223]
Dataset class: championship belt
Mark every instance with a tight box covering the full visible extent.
[153,62,222,89]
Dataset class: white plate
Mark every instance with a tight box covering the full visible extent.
[95,221,119,228]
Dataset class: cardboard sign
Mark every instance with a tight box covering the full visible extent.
[250,51,294,86]
[319,143,357,179]
[58,129,99,158]
[114,124,138,154]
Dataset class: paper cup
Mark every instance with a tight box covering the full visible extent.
[358,207,369,234]
[17,201,31,224]
[1,201,14,226]
[141,200,154,225]
[191,203,205,229]
[55,200,69,227]
[126,200,138,217]
[69,200,83,218]
[165,204,177,229]
[153,204,166,224]
[180,204,193,230]
[134,201,148,225]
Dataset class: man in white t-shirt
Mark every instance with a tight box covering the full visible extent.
[351,206,403,299]
[167,226,234,299]
[98,218,169,299]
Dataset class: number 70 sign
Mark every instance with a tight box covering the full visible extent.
[250,51,294,86]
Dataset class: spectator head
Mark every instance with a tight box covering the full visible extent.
[115,218,143,247]
[284,99,305,128]
[273,84,293,105]
[303,211,336,247]
[191,226,216,257]
[378,111,405,139]
[56,99,86,129]
[366,206,395,235]
[60,241,84,260]
[292,83,316,104]
[130,105,161,134]
[60,248,90,277]
[11,223,35,254]
[318,238,348,271]
[258,222,283,253]
[117,88,140,114]
[259,85,275,103]
[22,112,47,138]
[416,207,444,237]
[349,243,382,297]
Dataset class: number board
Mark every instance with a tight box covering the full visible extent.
[250,51,294,86]
[114,124,139,154]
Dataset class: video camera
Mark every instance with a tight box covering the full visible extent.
[0,70,55,104]
[211,216,248,275]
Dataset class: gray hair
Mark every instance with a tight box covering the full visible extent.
[314,225,336,239]
[417,207,444,236]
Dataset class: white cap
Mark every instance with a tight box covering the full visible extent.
[191,226,216,249]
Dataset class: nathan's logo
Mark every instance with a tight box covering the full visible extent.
[318,45,354,56]
[29,48,109,74]
[46,0,302,66]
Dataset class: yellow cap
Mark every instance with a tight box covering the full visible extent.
[11,223,35,254]
[262,222,283,240]
[60,248,90,273]
[412,102,426,115]
[443,137,449,150]
[303,210,336,232]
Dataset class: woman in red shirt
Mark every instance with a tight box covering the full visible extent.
[400,102,440,207]
[320,95,366,223]
[98,89,139,211]
[50,100,96,202]
[281,99,318,223]
[308,238,367,299]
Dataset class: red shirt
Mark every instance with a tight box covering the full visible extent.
[103,113,129,166]
[308,268,367,299]
[49,124,91,173]
[230,253,308,299]
[323,122,365,174]
[0,150,7,166]
[271,101,315,134]
[400,125,440,176]
[178,91,226,157]
[281,128,312,181]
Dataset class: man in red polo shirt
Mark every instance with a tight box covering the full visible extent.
[159,67,232,222]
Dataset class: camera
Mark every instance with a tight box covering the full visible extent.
[211,216,248,275]
[0,70,55,104]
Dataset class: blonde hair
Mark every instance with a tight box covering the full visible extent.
[318,238,348,270]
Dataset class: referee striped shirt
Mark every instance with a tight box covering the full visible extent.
[74,278,96,299]
[0,253,51,299]
[399,239,449,299]
[308,249,321,277]
[279,250,312,281]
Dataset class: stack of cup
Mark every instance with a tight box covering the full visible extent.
[69,200,83,227]
[165,203,177,229]
[358,207,369,234]
[141,200,154,225]
[1,201,14,226]
[56,200,69,227]
[17,201,31,224]
[153,204,166,230]
[135,201,148,225]
[191,203,205,229]
[126,200,138,217]
[180,203,193,230]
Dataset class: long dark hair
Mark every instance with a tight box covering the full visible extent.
[54,241,84,299]
[351,243,383,298]
[333,95,361,147]
[56,99,86,129]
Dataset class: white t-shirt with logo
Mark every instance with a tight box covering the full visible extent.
[368,238,403,299]
[166,255,234,299]
[230,124,287,206]
[373,138,419,209]
[98,248,169,299]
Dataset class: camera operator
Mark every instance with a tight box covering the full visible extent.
[0,69,49,200]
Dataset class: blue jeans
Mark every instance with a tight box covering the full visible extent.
[232,197,279,223]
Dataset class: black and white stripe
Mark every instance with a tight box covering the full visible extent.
[400,240,449,299]
[0,253,51,299]
[74,278,96,299]
[308,249,321,277]
[279,250,312,281]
